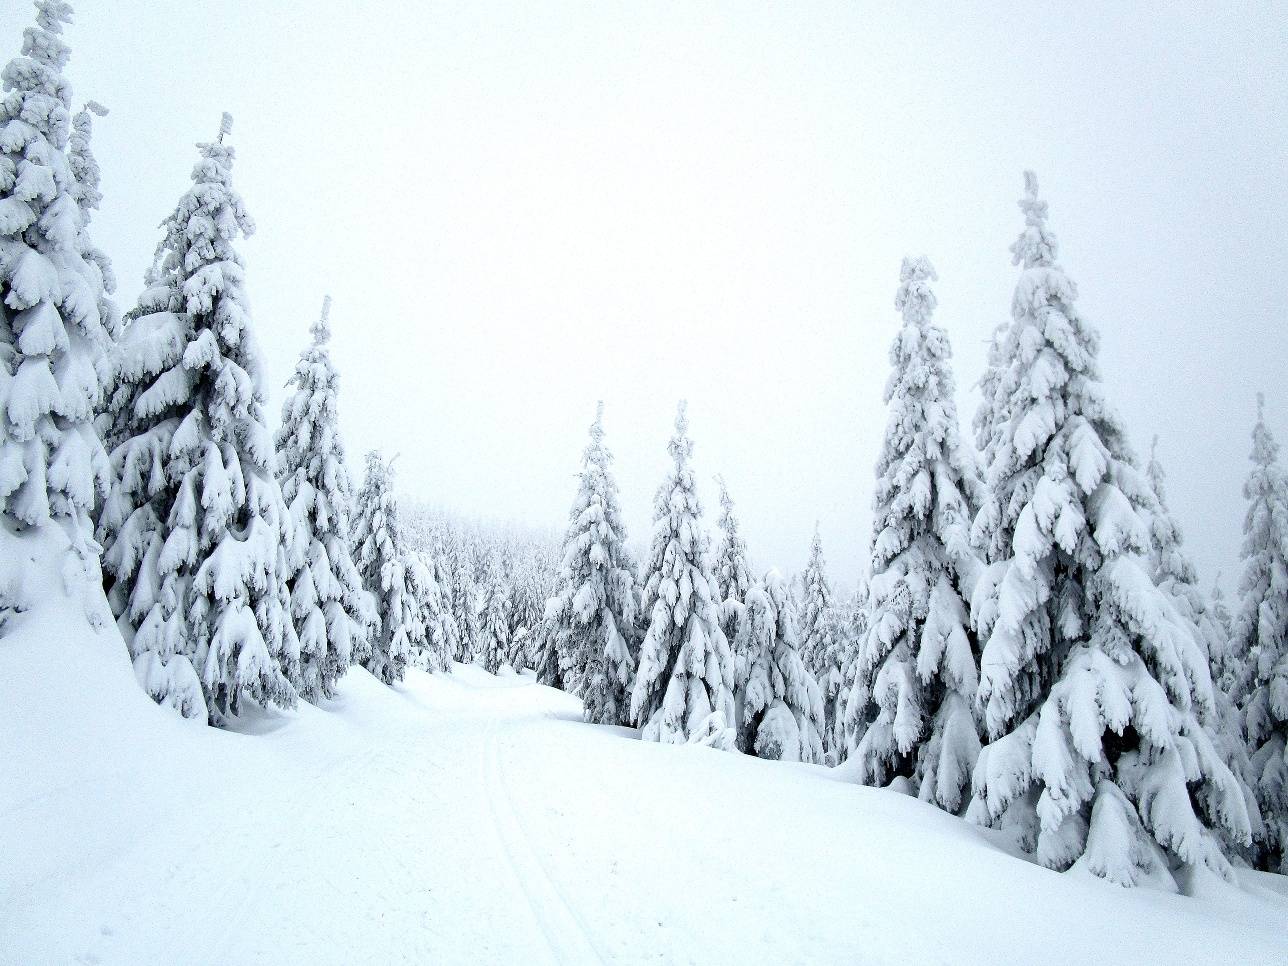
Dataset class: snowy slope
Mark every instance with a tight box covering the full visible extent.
[2,600,1285,965]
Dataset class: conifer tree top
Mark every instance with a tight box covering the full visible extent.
[1251,392,1278,469]
[893,255,937,325]
[590,399,605,446]
[1010,170,1058,270]
[669,399,692,467]
[311,295,332,346]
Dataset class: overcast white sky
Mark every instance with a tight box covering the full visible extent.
[12,1,1286,590]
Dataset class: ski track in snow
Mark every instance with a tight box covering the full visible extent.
[482,707,607,966]
[6,634,1288,966]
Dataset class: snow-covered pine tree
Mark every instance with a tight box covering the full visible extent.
[967,173,1249,886]
[1209,573,1240,694]
[835,575,870,760]
[735,569,825,762]
[545,402,637,723]
[849,256,982,811]
[528,615,562,687]
[67,99,115,338]
[427,525,463,663]
[99,115,299,724]
[477,560,511,673]
[798,525,849,759]
[819,602,858,765]
[630,402,736,747]
[1234,395,1288,872]
[275,296,371,701]
[1145,436,1265,863]
[0,0,116,632]
[506,554,550,671]
[798,525,835,677]
[971,321,1009,492]
[406,549,449,672]
[447,531,479,664]
[350,451,415,685]
[712,475,752,687]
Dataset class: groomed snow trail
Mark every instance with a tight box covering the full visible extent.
[3,624,1287,966]
[482,712,607,966]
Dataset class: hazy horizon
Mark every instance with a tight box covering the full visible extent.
[9,0,1285,591]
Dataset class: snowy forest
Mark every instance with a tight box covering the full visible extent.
[2,3,1286,964]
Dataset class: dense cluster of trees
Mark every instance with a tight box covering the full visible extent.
[3,1,1284,891]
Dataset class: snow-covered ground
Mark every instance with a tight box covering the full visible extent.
[3,608,1286,965]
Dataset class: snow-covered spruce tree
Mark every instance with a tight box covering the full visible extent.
[1145,437,1263,861]
[1209,573,1240,694]
[0,0,116,632]
[406,549,449,672]
[967,173,1249,886]
[350,451,416,685]
[99,115,300,724]
[1235,395,1288,872]
[798,525,836,677]
[275,296,371,701]
[545,402,637,723]
[710,473,752,685]
[735,569,825,762]
[819,601,858,765]
[528,615,562,687]
[67,99,115,338]
[835,575,870,760]
[477,560,511,673]
[630,402,736,747]
[849,256,982,811]
[798,526,849,759]
[447,531,479,664]
[507,555,551,671]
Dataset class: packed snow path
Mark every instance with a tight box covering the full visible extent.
[3,623,1286,965]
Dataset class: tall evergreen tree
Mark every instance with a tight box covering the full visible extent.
[447,531,479,664]
[545,402,637,724]
[968,173,1249,886]
[477,559,511,673]
[1209,573,1239,693]
[850,256,982,811]
[836,575,870,760]
[67,98,115,337]
[350,451,415,685]
[407,547,452,672]
[276,296,371,701]
[1146,436,1264,862]
[1235,395,1288,872]
[0,0,115,630]
[100,115,299,724]
[712,475,753,694]
[798,526,836,677]
[630,402,736,747]
[735,569,825,762]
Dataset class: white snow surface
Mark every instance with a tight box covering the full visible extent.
[3,594,1286,965]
